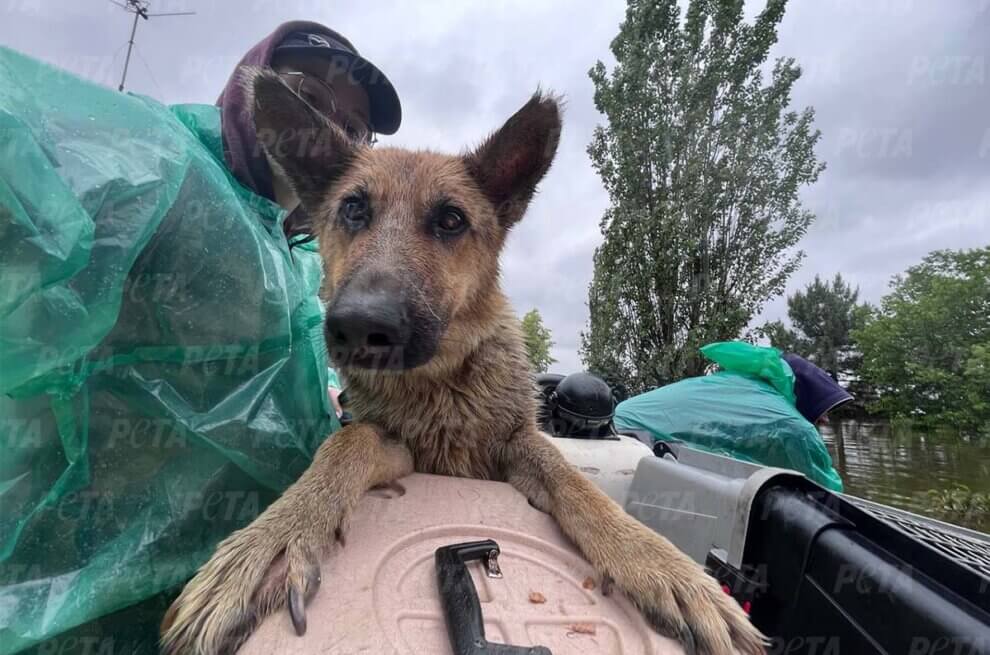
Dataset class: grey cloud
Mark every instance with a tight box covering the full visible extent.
[2,0,987,375]
[752,0,990,339]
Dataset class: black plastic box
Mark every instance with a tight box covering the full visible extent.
[721,484,990,654]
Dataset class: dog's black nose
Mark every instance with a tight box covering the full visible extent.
[326,290,410,351]
[325,271,442,370]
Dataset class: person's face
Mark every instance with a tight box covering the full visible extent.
[272,52,373,144]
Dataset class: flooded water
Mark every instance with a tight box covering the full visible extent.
[820,420,990,533]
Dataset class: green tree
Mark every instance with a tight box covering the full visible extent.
[760,273,869,376]
[581,0,824,393]
[521,309,557,373]
[853,247,990,432]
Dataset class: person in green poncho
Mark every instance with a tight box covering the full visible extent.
[614,342,848,491]
[0,19,402,653]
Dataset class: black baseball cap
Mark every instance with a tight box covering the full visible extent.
[274,31,401,135]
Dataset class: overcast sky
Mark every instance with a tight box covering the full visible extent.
[2,0,988,372]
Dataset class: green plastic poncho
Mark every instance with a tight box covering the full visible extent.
[615,341,843,491]
[0,47,336,652]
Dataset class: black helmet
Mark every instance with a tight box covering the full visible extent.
[546,372,616,438]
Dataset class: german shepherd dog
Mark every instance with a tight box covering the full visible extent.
[160,69,767,655]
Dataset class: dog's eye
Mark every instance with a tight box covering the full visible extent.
[435,207,468,237]
[339,194,370,231]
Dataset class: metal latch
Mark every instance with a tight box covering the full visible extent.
[434,539,551,655]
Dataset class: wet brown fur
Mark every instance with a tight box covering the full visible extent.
[160,69,766,655]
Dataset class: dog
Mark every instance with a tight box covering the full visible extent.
[160,68,767,655]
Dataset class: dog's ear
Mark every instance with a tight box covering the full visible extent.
[249,68,357,209]
[464,91,562,227]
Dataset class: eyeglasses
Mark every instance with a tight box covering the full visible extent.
[278,71,376,145]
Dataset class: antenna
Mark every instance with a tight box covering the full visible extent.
[111,0,196,92]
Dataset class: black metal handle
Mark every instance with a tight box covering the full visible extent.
[435,539,552,655]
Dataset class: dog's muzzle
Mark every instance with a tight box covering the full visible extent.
[325,271,441,370]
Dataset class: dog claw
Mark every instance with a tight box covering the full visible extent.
[601,575,614,596]
[289,584,307,636]
[287,550,321,637]
[335,525,347,548]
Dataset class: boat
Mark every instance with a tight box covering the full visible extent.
[239,410,990,654]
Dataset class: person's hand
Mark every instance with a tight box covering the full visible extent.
[328,386,343,418]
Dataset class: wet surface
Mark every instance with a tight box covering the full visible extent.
[821,420,990,532]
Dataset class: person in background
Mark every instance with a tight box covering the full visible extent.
[327,367,344,418]
[216,20,402,214]
[216,21,401,420]
[783,353,854,427]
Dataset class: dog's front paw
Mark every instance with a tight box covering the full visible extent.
[610,526,767,655]
[160,509,336,655]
